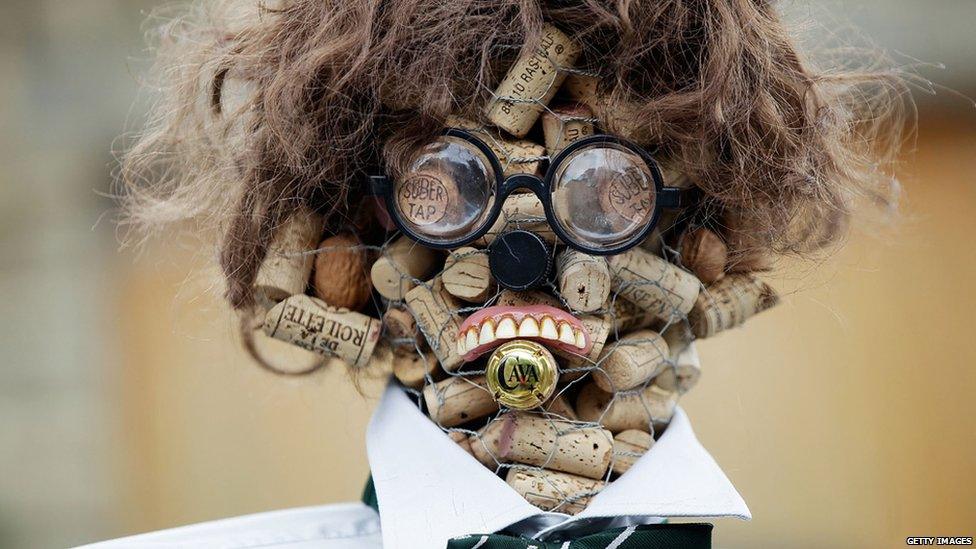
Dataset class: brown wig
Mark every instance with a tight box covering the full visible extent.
[117,0,909,313]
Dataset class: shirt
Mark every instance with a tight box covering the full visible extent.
[80,382,749,548]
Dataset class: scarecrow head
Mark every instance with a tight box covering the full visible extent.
[119,0,908,513]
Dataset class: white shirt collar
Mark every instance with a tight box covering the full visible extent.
[366,383,750,549]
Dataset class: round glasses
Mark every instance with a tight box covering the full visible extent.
[369,129,698,255]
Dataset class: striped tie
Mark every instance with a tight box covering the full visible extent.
[446,523,712,548]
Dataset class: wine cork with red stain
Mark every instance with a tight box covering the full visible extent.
[446,116,545,177]
[556,249,611,313]
[371,237,440,301]
[255,207,324,306]
[405,277,465,372]
[486,24,582,137]
[654,344,701,395]
[505,468,604,515]
[688,274,779,338]
[593,330,669,392]
[471,413,612,479]
[608,247,701,323]
[542,103,594,155]
[611,429,653,476]
[262,294,381,369]
[575,382,678,434]
[475,193,557,246]
[423,375,499,428]
[443,247,495,303]
[679,228,728,285]
[608,297,657,334]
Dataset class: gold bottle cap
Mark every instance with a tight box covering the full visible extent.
[485,340,559,410]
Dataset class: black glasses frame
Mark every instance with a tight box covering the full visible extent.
[369,128,699,255]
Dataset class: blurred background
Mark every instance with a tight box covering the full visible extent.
[1,1,974,547]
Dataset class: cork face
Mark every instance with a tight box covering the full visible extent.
[257,24,780,517]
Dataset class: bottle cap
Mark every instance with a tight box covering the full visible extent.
[485,339,559,410]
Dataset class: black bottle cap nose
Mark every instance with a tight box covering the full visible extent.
[488,230,552,291]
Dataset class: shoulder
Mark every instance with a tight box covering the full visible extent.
[76,502,381,549]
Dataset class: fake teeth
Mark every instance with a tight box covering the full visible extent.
[456,313,587,356]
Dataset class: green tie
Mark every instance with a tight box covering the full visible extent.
[362,477,712,548]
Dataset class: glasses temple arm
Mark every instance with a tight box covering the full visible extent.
[367,175,391,196]
[658,186,702,209]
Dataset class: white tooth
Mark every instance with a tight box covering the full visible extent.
[558,323,576,345]
[479,321,495,345]
[574,329,587,349]
[496,317,517,339]
[457,338,467,356]
[540,317,559,340]
[466,328,479,351]
[518,316,540,337]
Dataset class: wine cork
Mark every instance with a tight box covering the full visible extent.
[392,350,441,389]
[382,307,425,351]
[506,468,604,515]
[544,393,578,421]
[405,277,465,371]
[593,330,669,392]
[576,382,678,434]
[371,237,440,301]
[561,73,598,106]
[608,247,701,323]
[654,344,701,394]
[423,375,499,428]
[442,247,495,303]
[688,274,779,338]
[679,228,728,285]
[471,413,612,479]
[611,429,653,476]
[608,297,657,334]
[660,321,694,355]
[255,207,324,306]
[541,103,594,155]
[312,233,373,311]
[556,249,611,313]
[449,430,474,456]
[486,24,582,137]
[446,116,546,177]
[475,193,557,246]
[262,294,381,369]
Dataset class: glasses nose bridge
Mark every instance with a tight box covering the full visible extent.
[498,173,547,202]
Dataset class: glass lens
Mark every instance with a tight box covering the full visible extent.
[394,136,497,244]
[550,143,657,249]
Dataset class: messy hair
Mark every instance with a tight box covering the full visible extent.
[117,0,910,312]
